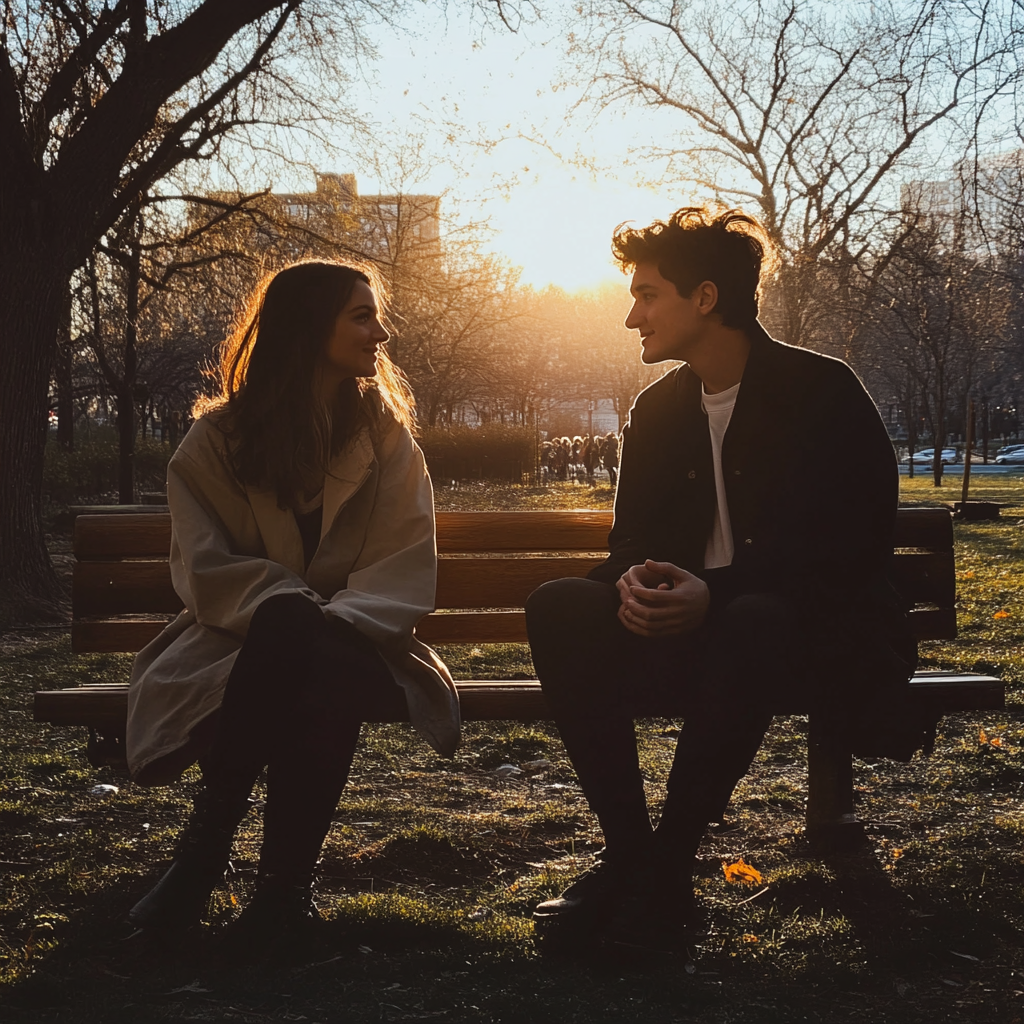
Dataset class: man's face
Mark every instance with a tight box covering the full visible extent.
[624,262,707,364]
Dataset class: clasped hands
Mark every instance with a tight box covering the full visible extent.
[615,560,710,637]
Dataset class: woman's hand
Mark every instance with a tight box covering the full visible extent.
[615,559,710,637]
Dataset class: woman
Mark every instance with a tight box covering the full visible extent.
[126,261,459,941]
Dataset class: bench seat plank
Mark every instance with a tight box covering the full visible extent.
[34,670,1003,729]
[69,604,960,654]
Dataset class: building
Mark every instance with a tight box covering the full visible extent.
[264,172,441,263]
[901,149,1024,252]
[193,172,442,266]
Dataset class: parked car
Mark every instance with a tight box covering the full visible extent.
[995,443,1024,459]
[995,448,1024,465]
[904,448,958,466]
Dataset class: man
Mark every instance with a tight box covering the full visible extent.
[525,207,916,949]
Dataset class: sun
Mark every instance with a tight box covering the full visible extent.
[485,169,672,293]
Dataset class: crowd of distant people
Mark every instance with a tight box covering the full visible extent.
[539,431,620,485]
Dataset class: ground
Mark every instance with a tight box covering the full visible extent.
[0,475,1021,1023]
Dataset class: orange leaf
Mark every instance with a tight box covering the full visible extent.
[980,728,989,744]
[962,571,975,578]
[723,857,763,885]
[990,736,1004,747]
[742,933,759,943]
[994,610,1010,619]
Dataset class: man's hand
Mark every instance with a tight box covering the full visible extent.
[615,560,710,637]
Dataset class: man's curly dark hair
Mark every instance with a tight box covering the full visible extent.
[612,206,776,329]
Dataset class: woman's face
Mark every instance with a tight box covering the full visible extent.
[320,280,390,383]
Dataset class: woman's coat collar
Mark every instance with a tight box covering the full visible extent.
[243,428,376,577]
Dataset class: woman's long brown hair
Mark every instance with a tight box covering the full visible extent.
[202,260,415,508]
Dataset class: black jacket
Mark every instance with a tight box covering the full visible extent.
[590,324,917,723]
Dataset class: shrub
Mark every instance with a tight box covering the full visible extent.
[419,425,537,483]
[43,429,173,510]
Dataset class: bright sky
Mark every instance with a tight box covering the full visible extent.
[271,2,993,291]
[331,5,680,291]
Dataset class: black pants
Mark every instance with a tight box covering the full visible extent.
[526,578,811,867]
[202,592,406,877]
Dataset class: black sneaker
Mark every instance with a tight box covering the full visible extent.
[532,852,637,932]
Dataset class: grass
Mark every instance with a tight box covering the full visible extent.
[0,476,1022,1023]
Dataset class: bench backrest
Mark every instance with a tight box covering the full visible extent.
[71,508,955,654]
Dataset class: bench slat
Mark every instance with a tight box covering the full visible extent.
[70,603,955,655]
[416,611,527,644]
[73,511,618,561]
[32,680,551,724]
[435,511,612,552]
[33,670,1004,729]
[74,507,955,560]
[73,556,606,616]
[75,514,172,559]
[71,550,956,617]
[72,619,170,653]
[435,557,603,608]
[888,551,956,605]
[892,507,953,549]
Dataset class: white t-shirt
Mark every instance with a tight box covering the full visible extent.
[702,382,740,569]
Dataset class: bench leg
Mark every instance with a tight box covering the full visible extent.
[88,725,128,769]
[806,714,864,847]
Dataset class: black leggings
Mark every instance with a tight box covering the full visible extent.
[526,578,809,864]
[202,592,406,877]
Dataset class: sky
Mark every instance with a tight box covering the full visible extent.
[261,0,1012,292]
[317,5,680,291]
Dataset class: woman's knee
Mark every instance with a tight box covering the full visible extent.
[250,591,323,634]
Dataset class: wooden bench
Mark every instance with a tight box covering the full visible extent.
[34,507,1003,841]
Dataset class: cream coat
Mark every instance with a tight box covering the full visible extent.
[126,411,460,786]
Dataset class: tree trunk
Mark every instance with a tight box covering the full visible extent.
[932,392,945,487]
[118,239,141,504]
[0,257,68,625]
[55,286,74,451]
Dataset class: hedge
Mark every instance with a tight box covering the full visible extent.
[419,425,537,483]
[43,430,173,508]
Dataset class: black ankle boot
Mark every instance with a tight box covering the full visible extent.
[129,789,254,931]
[225,868,325,960]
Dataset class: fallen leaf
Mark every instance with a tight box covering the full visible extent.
[994,610,1010,619]
[723,858,763,886]
[741,933,759,943]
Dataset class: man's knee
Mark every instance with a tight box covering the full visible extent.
[525,577,619,647]
[705,592,804,698]
[713,593,797,645]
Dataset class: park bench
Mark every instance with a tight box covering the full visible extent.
[34,507,1002,841]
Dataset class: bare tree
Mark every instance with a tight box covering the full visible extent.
[0,0,376,622]
[570,0,1023,347]
[857,211,1015,484]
